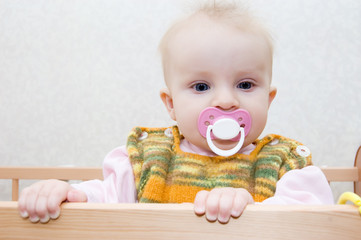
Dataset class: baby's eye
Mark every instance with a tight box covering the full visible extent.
[237,81,253,90]
[193,83,210,92]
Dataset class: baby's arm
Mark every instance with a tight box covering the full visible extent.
[71,146,137,203]
[261,166,334,204]
[193,187,254,223]
[18,180,87,223]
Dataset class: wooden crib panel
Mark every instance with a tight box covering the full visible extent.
[321,167,359,182]
[0,202,360,240]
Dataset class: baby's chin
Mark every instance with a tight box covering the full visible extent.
[212,139,239,151]
[187,138,237,155]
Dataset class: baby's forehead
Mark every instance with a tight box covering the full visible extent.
[163,13,273,56]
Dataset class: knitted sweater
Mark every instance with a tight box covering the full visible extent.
[127,126,312,203]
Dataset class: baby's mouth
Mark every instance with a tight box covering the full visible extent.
[197,107,252,157]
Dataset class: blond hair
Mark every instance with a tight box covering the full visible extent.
[159,1,274,81]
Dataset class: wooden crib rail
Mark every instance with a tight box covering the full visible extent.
[0,166,103,201]
[0,201,360,240]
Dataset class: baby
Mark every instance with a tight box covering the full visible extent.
[18,1,334,224]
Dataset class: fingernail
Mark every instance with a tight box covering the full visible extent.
[218,216,229,223]
[206,213,217,222]
[231,210,241,218]
[49,210,60,219]
[20,210,29,218]
[194,206,205,215]
[40,214,50,223]
[29,216,40,223]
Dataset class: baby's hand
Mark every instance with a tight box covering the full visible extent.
[193,187,254,223]
[18,179,87,223]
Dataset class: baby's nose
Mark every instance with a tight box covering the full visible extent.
[212,89,239,110]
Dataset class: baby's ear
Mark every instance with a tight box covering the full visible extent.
[160,88,176,121]
[268,86,277,108]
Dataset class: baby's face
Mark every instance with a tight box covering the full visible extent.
[161,16,276,153]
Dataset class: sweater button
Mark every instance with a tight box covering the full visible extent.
[138,131,148,141]
[296,145,311,157]
[268,139,279,146]
[164,128,173,138]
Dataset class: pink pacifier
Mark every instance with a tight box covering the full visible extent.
[197,107,252,157]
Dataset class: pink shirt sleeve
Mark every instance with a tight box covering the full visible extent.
[71,146,137,203]
[260,166,334,205]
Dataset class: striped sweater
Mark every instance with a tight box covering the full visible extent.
[127,126,312,203]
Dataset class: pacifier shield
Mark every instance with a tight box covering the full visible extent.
[198,107,252,141]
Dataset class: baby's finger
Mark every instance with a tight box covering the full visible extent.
[193,190,209,215]
[218,191,235,223]
[35,192,50,223]
[204,189,222,222]
[67,189,88,203]
[18,187,30,218]
[46,181,71,219]
[231,189,253,218]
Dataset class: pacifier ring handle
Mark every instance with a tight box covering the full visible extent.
[206,126,245,157]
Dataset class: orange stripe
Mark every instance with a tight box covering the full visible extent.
[163,185,209,203]
[141,176,166,202]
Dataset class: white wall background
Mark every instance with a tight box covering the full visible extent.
[1,0,360,201]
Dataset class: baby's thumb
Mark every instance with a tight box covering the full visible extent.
[67,189,88,202]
